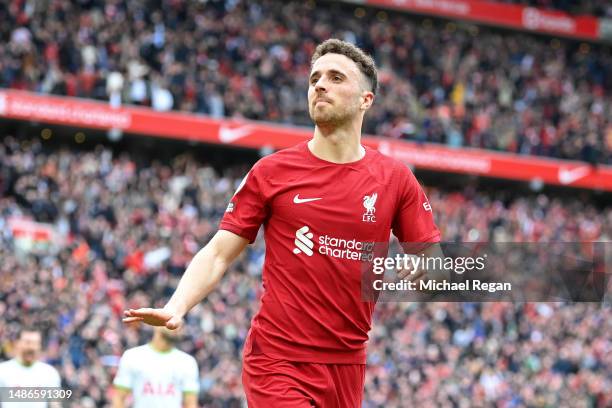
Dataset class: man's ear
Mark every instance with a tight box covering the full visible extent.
[361,91,375,111]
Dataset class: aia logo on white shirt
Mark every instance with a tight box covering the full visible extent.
[362,193,377,223]
[142,380,177,396]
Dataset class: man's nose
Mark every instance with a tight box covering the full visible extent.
[314,78,327,93]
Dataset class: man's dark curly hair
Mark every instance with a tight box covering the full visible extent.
[311,39,378,95]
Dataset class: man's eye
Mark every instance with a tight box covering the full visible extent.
[333,76,342,81]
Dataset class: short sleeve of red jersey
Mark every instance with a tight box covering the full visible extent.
[219,162,268,244]
[392,163,441,245]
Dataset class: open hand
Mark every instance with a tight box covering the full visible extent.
[122,307,184,330]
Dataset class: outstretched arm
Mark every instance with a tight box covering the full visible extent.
[123,230,249,328]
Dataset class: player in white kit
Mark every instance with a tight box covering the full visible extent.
[112,326,199,408]
[0,328,62,408]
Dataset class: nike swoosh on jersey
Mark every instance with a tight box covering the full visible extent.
[293,194,322,204]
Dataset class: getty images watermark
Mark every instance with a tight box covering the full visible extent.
[370,253,512,293]
[361,242,610,302]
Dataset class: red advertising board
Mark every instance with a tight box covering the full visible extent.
[1,90,611,191]
[362,0,600,41]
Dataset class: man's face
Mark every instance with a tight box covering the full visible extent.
[308,53,371,126]
[17,331,42,366]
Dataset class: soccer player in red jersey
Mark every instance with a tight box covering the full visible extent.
[123,39,441,407]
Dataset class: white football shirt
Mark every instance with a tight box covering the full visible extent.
[113,344,199,408]
[0,358,61,408]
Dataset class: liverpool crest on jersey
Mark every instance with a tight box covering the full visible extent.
[362,193,377,223]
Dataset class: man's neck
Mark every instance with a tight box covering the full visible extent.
[149,340,173,353]
[16,357,35,367]
[310,121,364,164]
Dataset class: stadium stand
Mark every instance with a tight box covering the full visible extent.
[0,135,609,407]
[0,0,610,163]
[1,0,611,406]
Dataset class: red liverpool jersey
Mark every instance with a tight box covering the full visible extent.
[219,141,440,364]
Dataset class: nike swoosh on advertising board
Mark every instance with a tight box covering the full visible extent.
[558,166,591,185]
[218,125,253,143]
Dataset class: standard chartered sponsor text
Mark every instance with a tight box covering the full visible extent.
[318,235,375,261]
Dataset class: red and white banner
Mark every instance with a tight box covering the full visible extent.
[8,217,64,253]
[8,217,58,241]
[359,0,601,41]
[375,140,612,191]
[2,90,612,191]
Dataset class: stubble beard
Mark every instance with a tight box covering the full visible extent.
[20,350,38,365]
[309,102,357,129]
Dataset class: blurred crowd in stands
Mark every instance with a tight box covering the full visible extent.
[1,0,611,163]
[0,135,610,407]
